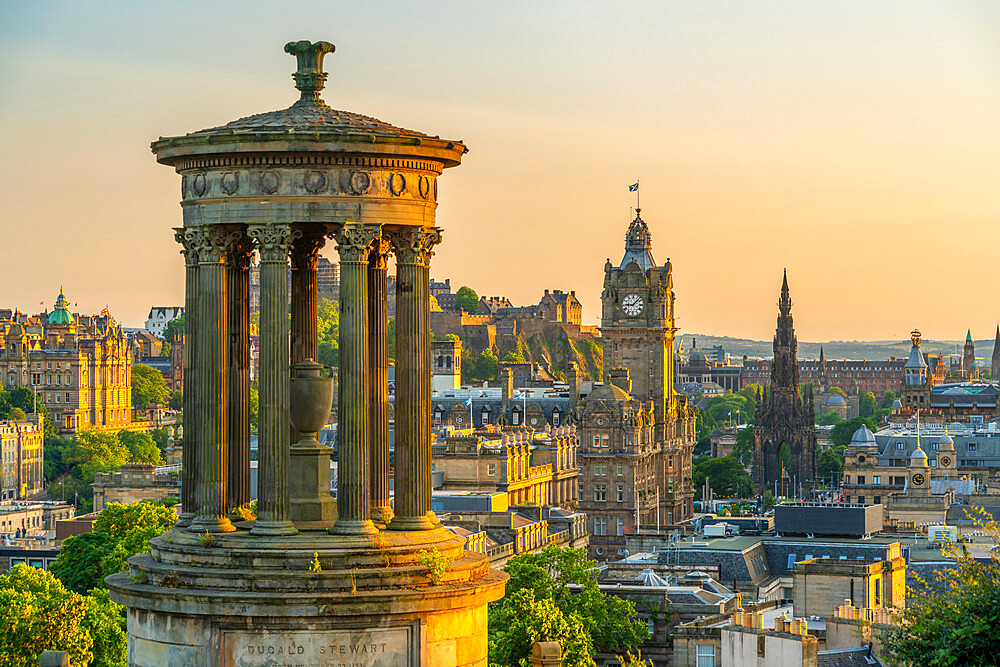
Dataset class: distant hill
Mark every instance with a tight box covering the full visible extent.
[679,334,996,364]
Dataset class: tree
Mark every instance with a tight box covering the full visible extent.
[168,390,183,410]
[816,410,843,425]
[464,350,499,383]
[830,416,877,447]
[163,315,185,346]
[131,364,169,409]
[732,426,755,466]
[490,546,647,666]
[879,390,899,410]
[51,501,176,594]
[859,390,877,418]
[0,564,126,667]
[489,589,592,667]
[817,446,846,482]
[249,379,259,430]
[881,510,1000,666]
[317,298,339,368]
[117,431,163,465]
[454,286,479,313]
[779,442,792,473]
[693,456,753,500]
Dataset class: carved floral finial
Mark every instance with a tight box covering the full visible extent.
[283,40,336,100]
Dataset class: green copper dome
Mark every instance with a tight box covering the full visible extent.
[48,288,75,326]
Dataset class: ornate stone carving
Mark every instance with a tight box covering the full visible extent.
[174,227,200,265]
[418,175,430,199]
[284,40,335,99]
[290,230,326,271]
[184,227,239,264]
[388,173,406,196]
[333,224,381,263]
[304,170,328,194]
[349,170,371,194]
[387,227,442,267]
[248,223,297,263]
[260,170,280,194]
[228,233,254,270]
[192,173,207,196]
[367,238,393,270]
[221,172,240,195]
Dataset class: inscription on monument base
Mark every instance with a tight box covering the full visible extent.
[222,626,413,667]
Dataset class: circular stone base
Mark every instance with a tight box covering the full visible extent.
[107,524,506,666]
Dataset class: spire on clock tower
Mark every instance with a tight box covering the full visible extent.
[620,208,657,271]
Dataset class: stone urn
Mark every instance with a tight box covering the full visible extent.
[288,359,337,523]
[289,359,334,447]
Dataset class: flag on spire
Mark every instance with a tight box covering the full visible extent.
[628,182,639,192]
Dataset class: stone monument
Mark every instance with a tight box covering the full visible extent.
[107,40,505,666]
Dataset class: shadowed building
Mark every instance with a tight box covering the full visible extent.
[107,40,504,666]
[754,272,817,493]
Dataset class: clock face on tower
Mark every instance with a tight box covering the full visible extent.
[912,473,925,486]
[621,293,644,317]
[939,456,951,466]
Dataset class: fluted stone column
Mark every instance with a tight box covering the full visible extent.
[289,230,336,523]
[189,227,237,533]
[388,227,441,532]
[227,234,253,514]
[330,224,381,536]
[248,223,298,536]
[174,229,198,527]
[368,238,393,525]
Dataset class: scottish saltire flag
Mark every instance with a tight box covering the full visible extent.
[465,398,472,406]
[628,182,639,192]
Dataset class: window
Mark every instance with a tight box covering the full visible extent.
[696,643,716,667]
[481,407,490,425]
[616,463,624,476]
[578,484,584,501]
[551,409,561,427]
[617,518,624,536]
[858,496,866,504]
[617,485,625,502]
[873,495,881,504]
[857,475,865,485]
[594,485,607,502]
[511,409,520,426]
[969,443,978,452]
[594,517,607,535]
[896,442,905,450]
[487,464,496,476]
[873,475,881,485]
[595,463,606,476]
[646,617,655,635]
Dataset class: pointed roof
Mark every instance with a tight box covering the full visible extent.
[620,208,657,271]
[778,269,792,316]
[904,330,927,370]
[967,329,973,342]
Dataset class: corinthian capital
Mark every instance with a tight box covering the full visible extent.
[186,227,241,265]
[367,238,393,271]
[174,227,199,266]
[290,229,326,271]
[386,227,442,267]
[333,223,381,263]
[228,233,255,271]
[248,223,299,263]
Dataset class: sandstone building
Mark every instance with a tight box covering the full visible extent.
[0,290,133,435]
[577,209,697,560]
[0,415,44,500]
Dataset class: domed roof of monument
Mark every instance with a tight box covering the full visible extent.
[620,209,657,271]
[938,434,955,448]
[849,424,876,447]
[48,288,74,326]
[910,445,928,463]
[904,336,927,370]
[584,381,634,407]
[151,41,466,167]
[826,394,847,405]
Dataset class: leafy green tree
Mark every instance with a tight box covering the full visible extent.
[693,456,752,500]
[8,407,25,420]
[49,532,115,595]
[732,426,755,466]
[489,589,591,667]
[117,431,163,465]
[817,446,846,482]
[51,501,176,595]
[168,390,183,411]
[879,390,899,410]
[830,416,877,447]
[490,546,647,665]
[43,436,74,481]
[816,410,843,426]
[454,286,480,313]
[779,442,792,472]
[162,316,185,355]
[131,364,170,409]
[502,351,526,363]
[464,350,499,382]
[249,379,259,431]
[317,298,339,368]
[859,390,877,418]
[0,564,125,667]
[881,510,1000,666]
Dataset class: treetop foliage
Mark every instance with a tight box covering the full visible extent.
[131,363,169,409]
[454,286,480,313]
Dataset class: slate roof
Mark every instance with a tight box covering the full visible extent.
[817,646,882,666]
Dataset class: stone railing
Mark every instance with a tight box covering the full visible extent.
[528,464,553,479]
[547,529,569,545]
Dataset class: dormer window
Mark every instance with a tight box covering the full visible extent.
[511,408,521,426]
[551,408,561,427]
[481,406,491,425]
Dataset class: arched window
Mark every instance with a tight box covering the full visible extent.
[437,357,444,369]
[511,407,521,426]
[446,356,452,369]
[551,408,561,427]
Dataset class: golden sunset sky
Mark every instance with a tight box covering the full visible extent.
[1,1,998,341]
